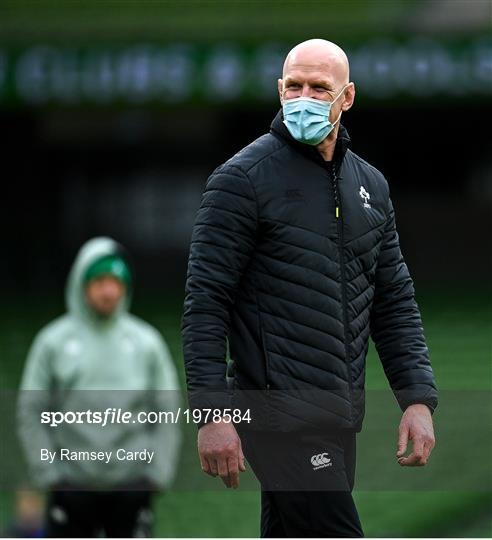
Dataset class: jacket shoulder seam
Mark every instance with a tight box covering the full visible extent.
[348,150,386,179]
[223,135,286,176]
[243,139,288,175]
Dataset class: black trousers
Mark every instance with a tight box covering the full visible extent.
[45,487,153,538]
[238,427,364,538]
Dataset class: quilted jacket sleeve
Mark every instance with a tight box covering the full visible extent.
[370,198,438,413]
[181,164,258,419]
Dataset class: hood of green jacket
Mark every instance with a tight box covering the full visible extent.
[65,237,131,322]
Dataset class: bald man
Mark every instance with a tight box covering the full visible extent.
[182,39,437,537]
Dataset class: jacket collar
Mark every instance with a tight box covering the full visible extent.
[270,108,351,174]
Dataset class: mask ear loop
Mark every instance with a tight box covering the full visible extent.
[331,84,348,125]
[334,83,348,102]
[332,109,343,126]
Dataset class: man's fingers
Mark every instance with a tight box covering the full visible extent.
[398,437,426,466]
[227,456,240,489]
[422,439,434,462]
[208,458,218,476]
[412,436,425,464]
[217,457,231,488]
[208,457,219,476]
[238,440,246,472]
[199,455,211,475]
[200,455,218,476]
[398,452,427,466]
[396,425,409,457]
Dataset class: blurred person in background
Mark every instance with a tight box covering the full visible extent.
[18,237,181,538]
[182,39,438,537]
[3,489,44,538]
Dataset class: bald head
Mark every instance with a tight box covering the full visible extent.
[283,39,350,85]
[277,39,356,151]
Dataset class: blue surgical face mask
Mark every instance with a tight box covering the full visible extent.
[282,86,346,146]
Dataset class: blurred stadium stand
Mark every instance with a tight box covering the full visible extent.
[0,0,491,294]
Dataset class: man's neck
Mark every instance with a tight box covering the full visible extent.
[316,125,340,162]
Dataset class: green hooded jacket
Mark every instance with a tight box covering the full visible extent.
[17,237,182,489]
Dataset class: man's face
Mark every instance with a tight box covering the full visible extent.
[85,275,125,317]
[278,61,355,125]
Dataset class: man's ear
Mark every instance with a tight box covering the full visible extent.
[277,78,283,103]
[342,82,356,112]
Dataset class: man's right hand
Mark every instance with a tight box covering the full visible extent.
[197,419,246,489]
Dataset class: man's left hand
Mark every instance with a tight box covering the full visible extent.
[397,404,435,466]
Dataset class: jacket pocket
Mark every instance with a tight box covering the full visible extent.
[259,325,271,391]
[255,291,270,390]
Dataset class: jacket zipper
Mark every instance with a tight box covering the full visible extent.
[329,163,353,420]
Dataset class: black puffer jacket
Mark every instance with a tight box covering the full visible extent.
[182,110,438,431]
